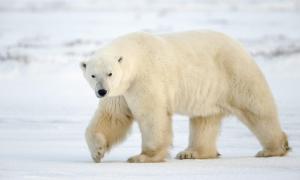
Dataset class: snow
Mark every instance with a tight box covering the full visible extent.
[0,0,300,179]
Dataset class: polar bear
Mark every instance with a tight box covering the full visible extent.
[81,31,289,163]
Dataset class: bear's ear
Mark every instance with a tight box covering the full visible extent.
[118,56,123,63]
[80,61,86,71]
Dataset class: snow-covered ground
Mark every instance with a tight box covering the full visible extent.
[0,0,300,179]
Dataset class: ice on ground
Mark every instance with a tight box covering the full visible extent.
[0,0,300,179]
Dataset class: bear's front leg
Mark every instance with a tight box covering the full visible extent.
[85,128,107,163]
[85,96,133,163]
[127,110,172,163]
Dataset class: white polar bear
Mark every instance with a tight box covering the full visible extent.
[81,31,289,163]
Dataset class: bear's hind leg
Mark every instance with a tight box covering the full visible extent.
[238,109,290,157]
[176,114,223,160]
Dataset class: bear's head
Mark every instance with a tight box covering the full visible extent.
[80,33,148,98]
[80,51,131,98]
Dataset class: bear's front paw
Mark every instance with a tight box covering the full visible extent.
[91,146,106,163]
[127,154,165,163]
[176,150,220,159]
[85,130,107,163]
[127,154,147,163]
[176,150,199,159]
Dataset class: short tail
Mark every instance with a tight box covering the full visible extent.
[283,132,291,153]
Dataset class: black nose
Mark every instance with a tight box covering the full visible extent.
[98,89,107,97]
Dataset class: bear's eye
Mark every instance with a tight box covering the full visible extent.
[118,57,123,63]
[91,75,96,78]
[107,73,112,77]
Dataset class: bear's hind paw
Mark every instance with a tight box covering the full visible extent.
[255,148,288,157]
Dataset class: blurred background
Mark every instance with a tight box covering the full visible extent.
[0,0,300,179]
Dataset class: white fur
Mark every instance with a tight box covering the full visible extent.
[81,30,289,163]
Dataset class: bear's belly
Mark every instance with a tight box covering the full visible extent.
[172,76,224,117]
[174,98,222,117]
